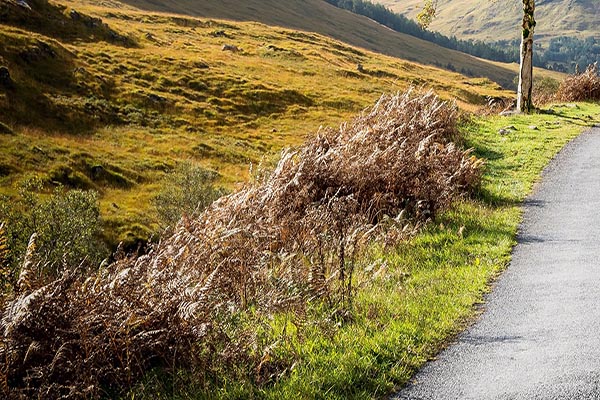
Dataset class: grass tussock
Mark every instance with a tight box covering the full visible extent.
[556,63,600,102]
[0,89,481,398]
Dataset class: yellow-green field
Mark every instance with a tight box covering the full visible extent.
[0,0,522,248]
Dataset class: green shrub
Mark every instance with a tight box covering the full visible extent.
[533,76,561,105]
[153,162,227,230]
[0,177,107,280]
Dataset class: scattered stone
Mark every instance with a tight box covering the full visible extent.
[90,165,104,177]
[222,44,241,53]
[148,93,167,103]
[503,125,517,131]
[0,122,13,135]
[271,128,277,133]
[19,41,56,64]
[486,95,503,107]
[70,9,81,20]
[16,0,31,11]
[564,103,579,108]
[498,129,511,135]
[529,125,539,130]
[499,109,519,117]
[210,30,228,38]
[0,66,11,87]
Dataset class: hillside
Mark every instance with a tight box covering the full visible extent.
[113,0,523,88]
[374,0,600,43]
[0,0,513,250]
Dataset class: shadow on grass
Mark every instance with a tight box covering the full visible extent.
[0,0,137,47]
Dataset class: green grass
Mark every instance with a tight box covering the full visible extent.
[130,102,600,399]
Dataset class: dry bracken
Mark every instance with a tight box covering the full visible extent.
[0,88,482,398]
[556,63,600,102]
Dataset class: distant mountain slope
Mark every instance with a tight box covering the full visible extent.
[114,0,521,88]
[374,0,600,43]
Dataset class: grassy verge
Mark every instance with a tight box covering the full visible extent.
[133,103,600,399]
[263,103,600,399]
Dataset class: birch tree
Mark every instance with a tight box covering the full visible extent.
[419,0,536,113]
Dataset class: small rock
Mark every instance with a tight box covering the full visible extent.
[90,165,104,177]
[16,0,31,10]
[210,30,227,38]
[222,44,241,52]
[70,9,81,20]
[503,125,517,131]
[498,129,510,135]
[148,93,167,103]
[0,66,11,87]
[271,128,277,133]
[499,109,519,117]
[529,125,539,130]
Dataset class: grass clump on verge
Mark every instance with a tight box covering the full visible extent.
[0,88,481,398]
[556,63,600,102]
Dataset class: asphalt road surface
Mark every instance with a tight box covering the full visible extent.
[393,127,600,400]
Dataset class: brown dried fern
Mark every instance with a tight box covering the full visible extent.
[0,88,482,398]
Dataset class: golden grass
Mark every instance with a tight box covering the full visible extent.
[0,0,523,248]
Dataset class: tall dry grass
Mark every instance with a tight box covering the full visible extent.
[556,63,600,102]
[0,89,482,398]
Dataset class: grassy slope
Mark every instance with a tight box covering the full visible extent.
[0,0,514,249]
[375,0,600,43]
[111,0,526,89]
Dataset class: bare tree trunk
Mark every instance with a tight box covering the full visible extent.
[517,0,535,113]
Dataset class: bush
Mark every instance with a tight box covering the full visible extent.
[0,177,107,280]
[556,63,600,102]
[153,162,227,230]
[533,76,561,105]
[0,89,482,398]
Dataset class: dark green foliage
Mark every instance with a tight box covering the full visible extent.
[0,177,107,278]
[153,162,227,229]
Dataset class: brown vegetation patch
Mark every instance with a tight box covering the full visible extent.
[0,89,482,398]
[556,63,600,102]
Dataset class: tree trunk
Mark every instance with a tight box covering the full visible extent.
[517,0,535,113]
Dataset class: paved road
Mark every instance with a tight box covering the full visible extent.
[393,127,600,400]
